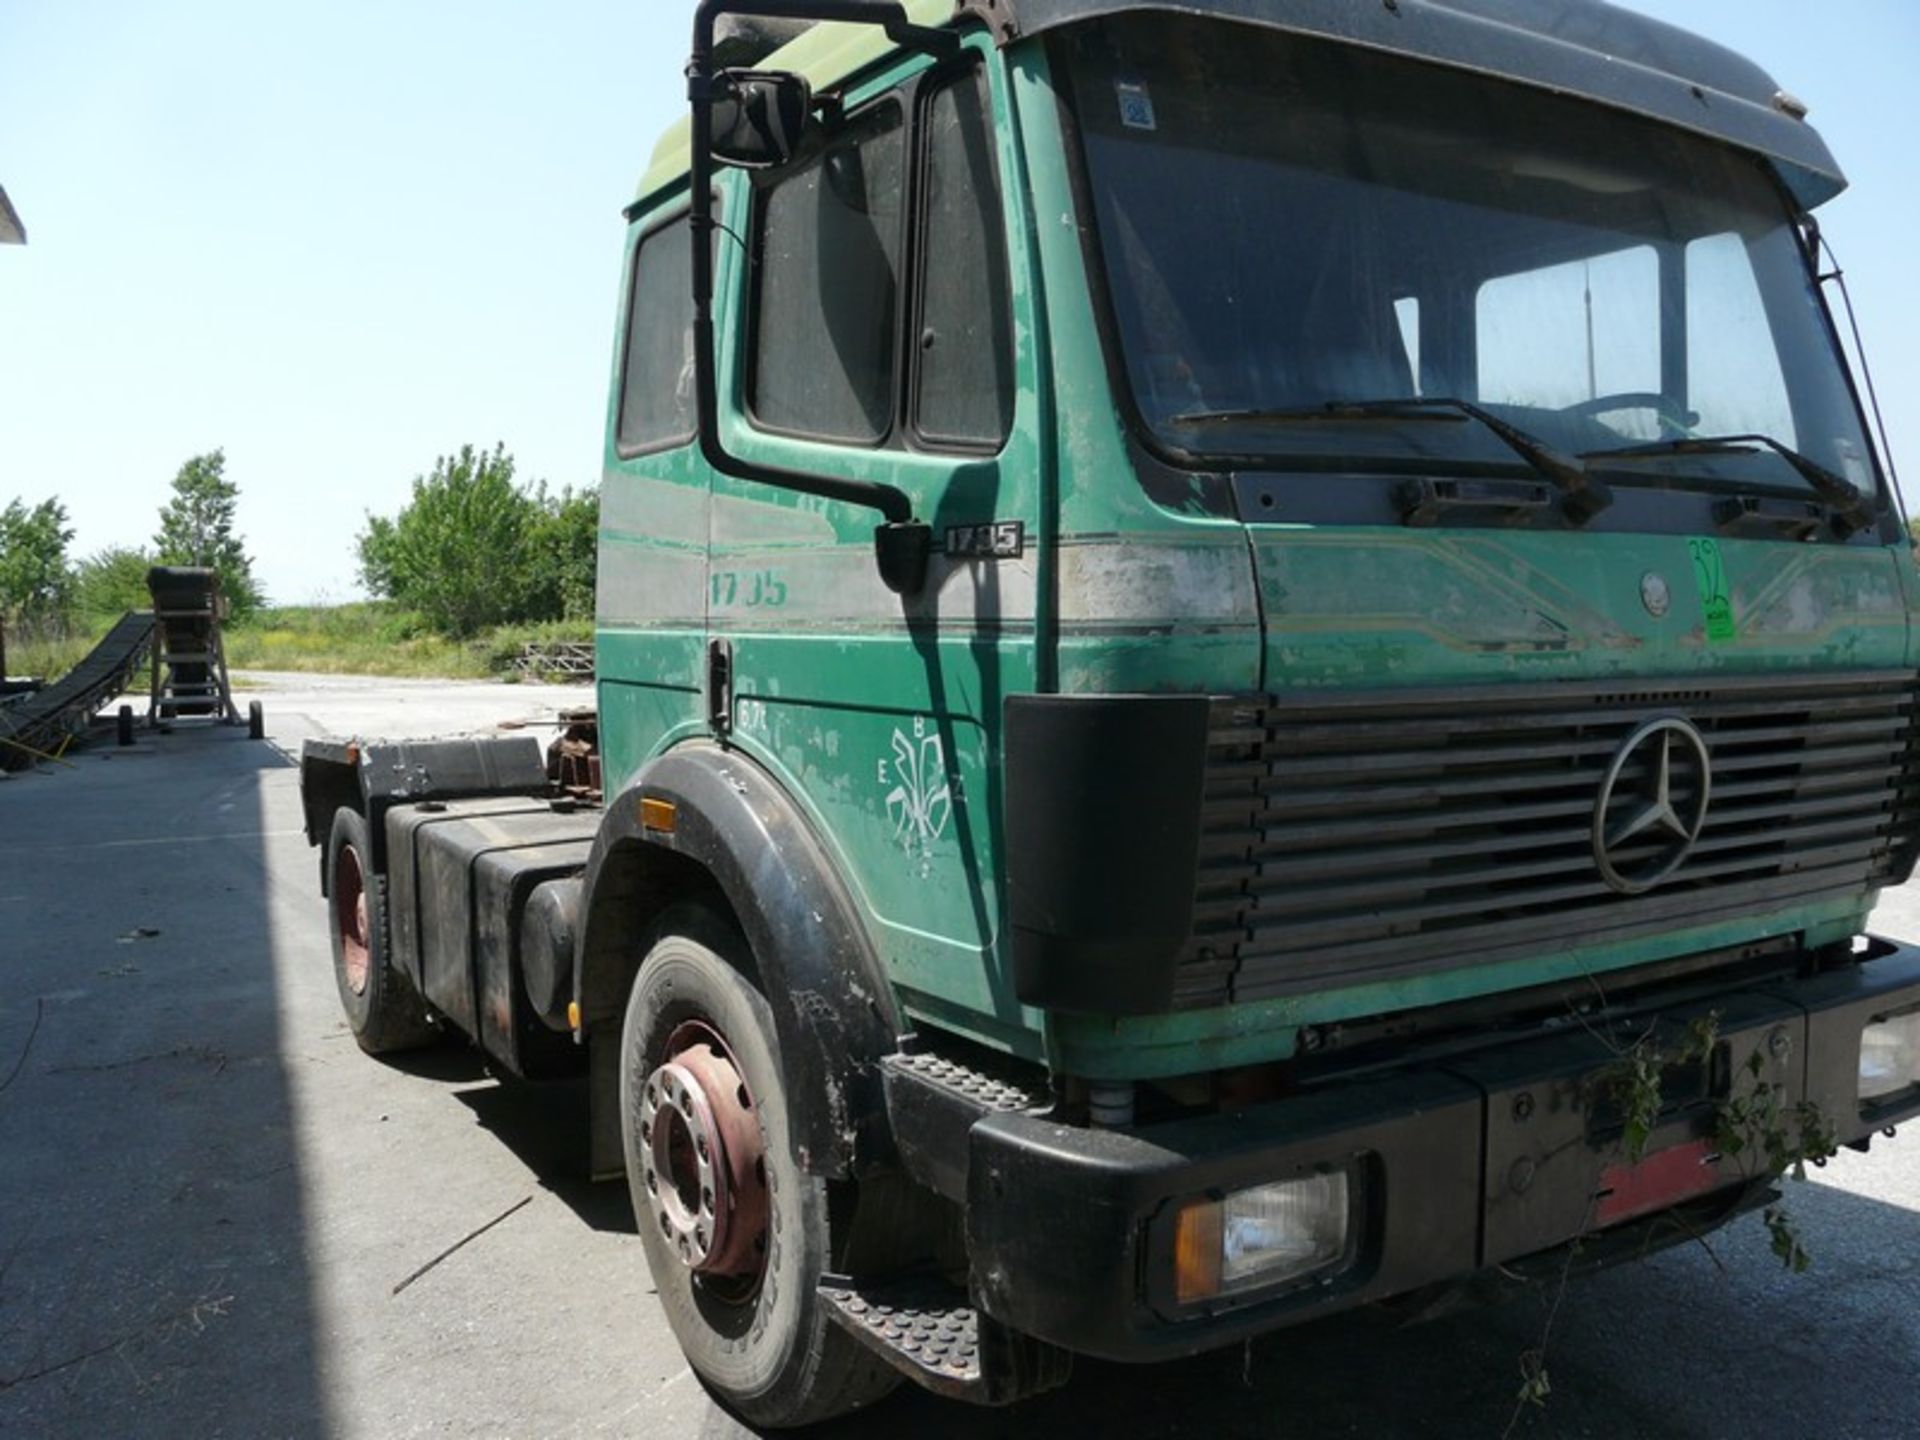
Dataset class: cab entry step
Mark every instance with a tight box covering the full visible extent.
[882,1047,1054,1202]
[819,1273,1070,1406]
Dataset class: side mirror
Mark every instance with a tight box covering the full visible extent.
[709,69,814,169]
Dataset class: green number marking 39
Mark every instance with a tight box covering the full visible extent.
[1688,537,1736,644]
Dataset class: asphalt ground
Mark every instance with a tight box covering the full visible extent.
[1,672,1916,1438]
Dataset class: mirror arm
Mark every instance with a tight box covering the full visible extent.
[685,0,951,596]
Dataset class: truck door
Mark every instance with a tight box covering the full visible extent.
[598,204,719,788]
[708,44,1043,1054]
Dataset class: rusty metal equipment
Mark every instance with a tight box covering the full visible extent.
[545,708,602,801]
[147,566,240,727]
[0,612,155,771]
[512,641,595,680]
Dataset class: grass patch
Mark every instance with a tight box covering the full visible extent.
[5,604,593,684]
[223,604,592,680]
[3,617,113,681]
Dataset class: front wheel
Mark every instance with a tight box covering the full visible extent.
[620,906,898,1427]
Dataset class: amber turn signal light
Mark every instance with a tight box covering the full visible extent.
[1174,1198,1226,1303]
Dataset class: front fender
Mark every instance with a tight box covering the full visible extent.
[575,742,903,1177]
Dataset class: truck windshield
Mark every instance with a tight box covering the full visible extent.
[1062,15,1880,503]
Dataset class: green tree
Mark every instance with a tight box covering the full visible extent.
[356,513,400,601]
[526,484,599,623]
[357,444,539,636]
[74,545,157,619]
[153,449,263,615]
[0,496,75,624]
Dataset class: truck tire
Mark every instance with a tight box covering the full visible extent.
[326,807,436,1055]
[620,906,899,1428]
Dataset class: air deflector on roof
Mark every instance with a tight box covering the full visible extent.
[713,15,818,65]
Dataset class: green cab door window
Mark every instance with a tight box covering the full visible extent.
[748,104,907,445]
[616,213,699,455]
[912,64,1015,450]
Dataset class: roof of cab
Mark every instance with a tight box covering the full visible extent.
[632,0,1841,212]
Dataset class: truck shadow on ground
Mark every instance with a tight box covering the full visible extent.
[0,726,329,1437]
[401,1022,1920,1438]
[450,1073,638,1235]
[677,1173,1920,1440]
[389,1019,1920,1437]
[375,1039,630,1236]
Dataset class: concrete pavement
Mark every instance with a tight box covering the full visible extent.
[1,673,1915,1437]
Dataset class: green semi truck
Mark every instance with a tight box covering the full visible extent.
[300,0,1920,1424]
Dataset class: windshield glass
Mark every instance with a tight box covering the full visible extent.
[1063,15,1879,499]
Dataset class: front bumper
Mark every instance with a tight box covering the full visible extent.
[966,941,1920,1362]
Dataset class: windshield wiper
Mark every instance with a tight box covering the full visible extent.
[1172,398,1613,524]
[1581,434,1877,537]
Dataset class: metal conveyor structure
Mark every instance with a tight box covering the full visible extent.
[0,612,155,771]
[146,566,241,727]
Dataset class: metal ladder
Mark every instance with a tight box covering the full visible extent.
[146,566,240,726]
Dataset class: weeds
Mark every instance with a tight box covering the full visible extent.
[2,618,100,680]
[222,604,590,679]
[7,603,592,684]
[1510,1006,1836,1428]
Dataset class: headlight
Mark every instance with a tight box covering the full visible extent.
[1859,1011,1920,1105]
[1173,1169,1351,1305]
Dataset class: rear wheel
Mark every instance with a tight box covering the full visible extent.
[326,807,435,1054]
[620,906,899,1427]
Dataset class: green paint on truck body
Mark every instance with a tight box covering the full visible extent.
[599,13,1917,1083]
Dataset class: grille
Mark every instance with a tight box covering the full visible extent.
[1180,671,1920,1008]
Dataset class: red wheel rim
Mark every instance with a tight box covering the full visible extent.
[640,1019,769,1293]
[334,845,371,996]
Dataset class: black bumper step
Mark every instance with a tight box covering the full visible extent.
[820,1273,1070,1405]
[883,1046,1053,1201]
[886,1049,1053,1113]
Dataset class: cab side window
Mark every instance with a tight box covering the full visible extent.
[750,106,907,444]
[746,60,1014,454]
[617,215,699,454]
[914,66,1014,448]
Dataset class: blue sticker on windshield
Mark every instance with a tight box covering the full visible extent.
[1117,82,1157,131]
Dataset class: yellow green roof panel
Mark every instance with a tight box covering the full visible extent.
[635,0,953,207]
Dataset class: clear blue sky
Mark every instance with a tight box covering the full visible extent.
[2,2,1915,604]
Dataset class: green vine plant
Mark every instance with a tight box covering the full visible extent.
[1505,1009,1837,1432]
[1612,1012,1722,1165]
[1605,1009,1836,1265]
[1708,1043,1837,1275]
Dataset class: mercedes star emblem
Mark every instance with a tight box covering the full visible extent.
[1592,717,1712,894]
